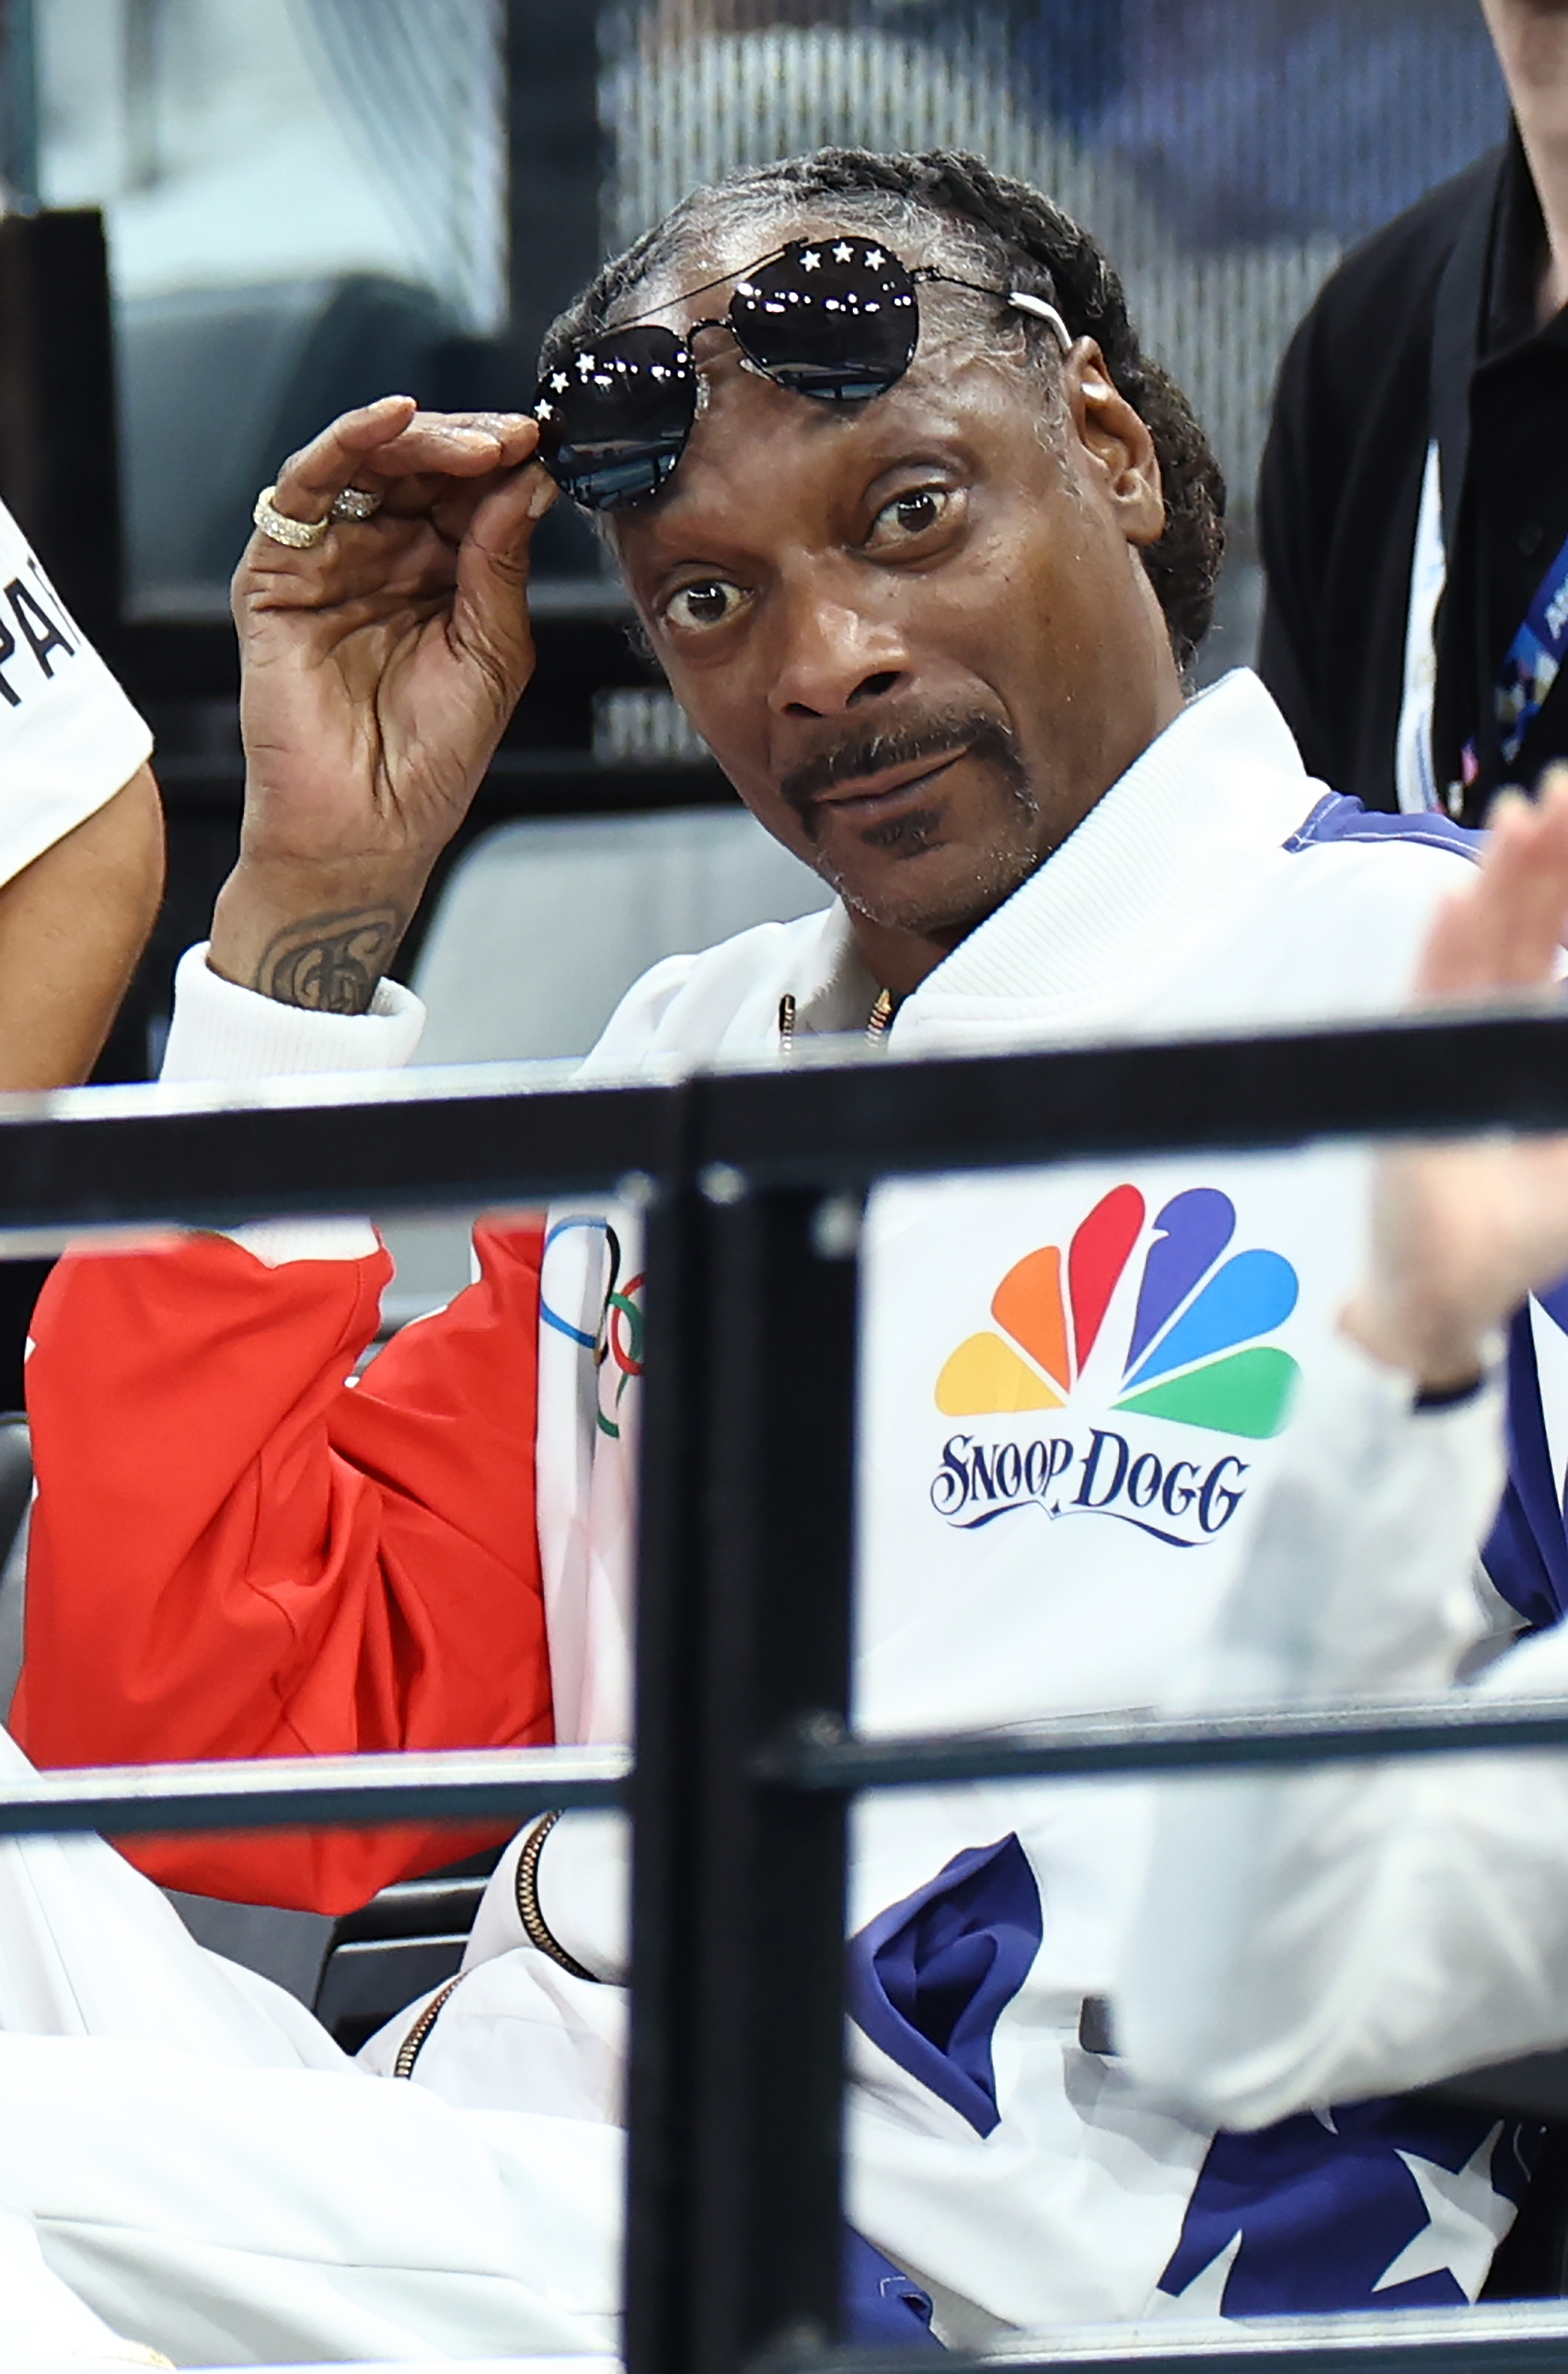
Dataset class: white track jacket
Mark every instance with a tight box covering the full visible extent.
[79,665,1563,2354]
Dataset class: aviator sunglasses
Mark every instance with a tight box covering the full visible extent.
[530,234,1073,512]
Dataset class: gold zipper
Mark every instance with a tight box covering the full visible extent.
[393,1807,596,2078]
[778,987,894,1054]
[516,1809,601,1981]
[393,1971,467,2078]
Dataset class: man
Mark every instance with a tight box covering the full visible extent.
[0,496,165,2364]
[1259,1,1568,821]
[0,501,162,1090]
[14,150,1561,2334]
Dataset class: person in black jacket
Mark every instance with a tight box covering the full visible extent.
[1259,0,1568,823]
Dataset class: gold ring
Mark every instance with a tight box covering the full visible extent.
[252,485,330,549]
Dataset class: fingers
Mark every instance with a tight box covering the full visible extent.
[446,462,559,696]
[235,400,545,623]
[266,396,417,527]
[1414,768,1568,999]
[264,399,539,530]
[356,412,543,505]
[421,442,551,551]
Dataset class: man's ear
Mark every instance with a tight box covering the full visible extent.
[1062,338,1166,548]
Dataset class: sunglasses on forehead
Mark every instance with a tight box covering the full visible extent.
[531,234,1073,513]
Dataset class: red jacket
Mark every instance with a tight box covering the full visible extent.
[14,1220,551,1911]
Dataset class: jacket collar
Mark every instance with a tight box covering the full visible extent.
[886,669,1316,1040]
[788,671,1317,1045]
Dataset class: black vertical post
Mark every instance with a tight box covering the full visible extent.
[504,0,604,372]
[0,209,123,650]
[0,0,38,211]
[691,1179,859,2370]
[503,0,607,575]
[625,1165,709,2374]
[626,1154,861,2374]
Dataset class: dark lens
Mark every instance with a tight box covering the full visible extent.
[532,326,696,511]
[730,237,919,401]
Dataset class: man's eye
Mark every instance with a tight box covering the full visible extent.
[665,580,744,630]
[867,487,951,547]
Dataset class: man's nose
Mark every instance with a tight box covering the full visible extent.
[767,591,911,719]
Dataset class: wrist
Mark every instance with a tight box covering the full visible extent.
[209,858,426,1014]
[1338,1286,1489,1398]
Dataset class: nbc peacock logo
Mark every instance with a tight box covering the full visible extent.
[929,1185,1302,1545]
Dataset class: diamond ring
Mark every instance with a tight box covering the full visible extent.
[331,486,384,523]
[252,486,330,550]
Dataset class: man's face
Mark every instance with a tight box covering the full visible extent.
[611,221,1184,985]
[1482,0,1568,101]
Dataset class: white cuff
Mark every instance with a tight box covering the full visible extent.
[461,1810,630,1985]
[160,943,425,1082]
[535,1809,630,1983]
[1170,1325,1507,1713]
[160,945,426,1268]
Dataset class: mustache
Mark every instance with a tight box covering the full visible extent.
[779,709,1029,815]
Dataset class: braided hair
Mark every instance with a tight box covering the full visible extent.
[546,148,1226,669]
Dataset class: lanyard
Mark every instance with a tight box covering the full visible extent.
[1401,152,1499,813]
[1483,527,1568,777]
[1394,442,1445,813]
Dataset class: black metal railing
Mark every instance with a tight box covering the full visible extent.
[11,1006,1568,2374]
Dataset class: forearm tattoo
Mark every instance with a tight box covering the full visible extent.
[253,908,406,1015]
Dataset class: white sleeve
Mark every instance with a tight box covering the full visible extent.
[573,949,700,1081]
[1112,1329,1557,2127]
[458,1809,630,1984]
[0,2198,166,2365]
[159,943,425,1266]
[159,943,425,1083]
[0,501,152,883]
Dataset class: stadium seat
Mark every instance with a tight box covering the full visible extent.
[384,805,834,1313]
[163,1885,335,2007]
[1424,2061,1568,2298]
[312,1844,504,2056]
[409,805,832,1067]
[1483,2124,1568,2299]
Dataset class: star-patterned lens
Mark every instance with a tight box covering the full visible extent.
[729,236,919,399]
[530,234,926,510]
[531,324,697,510]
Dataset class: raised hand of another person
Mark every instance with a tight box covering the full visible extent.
[1343,769,1568,1390]
[212,396,554,1013]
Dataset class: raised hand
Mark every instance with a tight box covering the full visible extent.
[1344,770,1568,1387]
[212,395,556,1012]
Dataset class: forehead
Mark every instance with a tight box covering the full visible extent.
[626,207,950,332]
[614,205,1029,423]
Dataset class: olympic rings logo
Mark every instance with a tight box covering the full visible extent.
[541,1215,645,1440]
